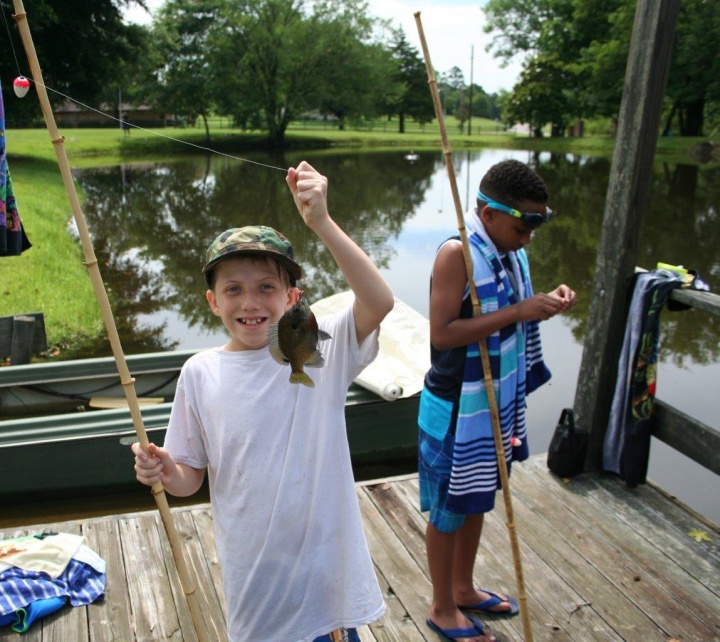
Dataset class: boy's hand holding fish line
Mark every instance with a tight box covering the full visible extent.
[287,161,395,346]
[131,160,394,642]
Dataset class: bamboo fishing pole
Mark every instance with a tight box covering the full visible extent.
[11,3,210,640]
[414,12,535,642]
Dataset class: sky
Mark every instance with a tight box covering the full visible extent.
[124,0,522,95]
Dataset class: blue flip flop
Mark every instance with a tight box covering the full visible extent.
[459,589,519,616]
[426,614,490,641]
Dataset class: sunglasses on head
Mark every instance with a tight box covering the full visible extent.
[477,189,553,227]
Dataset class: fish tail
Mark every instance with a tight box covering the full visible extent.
[290,372,315,388]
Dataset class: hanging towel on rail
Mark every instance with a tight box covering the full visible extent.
[603,270,683,488]
[0,79,32,256]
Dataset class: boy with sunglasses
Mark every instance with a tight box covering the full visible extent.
[419,159,576,642]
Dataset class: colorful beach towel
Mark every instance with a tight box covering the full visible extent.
[603,270,683,488]
[0,532,106,633]
[447,212,550,514]
[0,79,31,256]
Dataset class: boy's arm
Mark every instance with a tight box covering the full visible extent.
[430,242,572,350]
[286,161,394,344]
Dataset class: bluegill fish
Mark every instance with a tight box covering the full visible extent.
[268,294,332,387]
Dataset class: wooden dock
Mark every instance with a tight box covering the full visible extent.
[1,455,718,641]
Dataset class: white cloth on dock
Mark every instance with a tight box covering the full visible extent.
[0,532,86,579]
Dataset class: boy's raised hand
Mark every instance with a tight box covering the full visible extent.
[286,161,330,228]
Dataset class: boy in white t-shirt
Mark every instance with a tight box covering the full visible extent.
[132,160,392,642]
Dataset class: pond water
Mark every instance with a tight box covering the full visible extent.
[72,147,720,523]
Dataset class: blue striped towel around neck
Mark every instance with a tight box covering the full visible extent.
[447,212,550,514]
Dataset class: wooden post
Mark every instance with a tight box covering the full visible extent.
[573,0,680,470]
[10,316,35,365]
[0,313,47,363]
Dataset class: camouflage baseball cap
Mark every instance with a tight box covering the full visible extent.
[202,225,302,287]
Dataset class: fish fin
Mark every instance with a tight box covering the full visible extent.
[317,329,332,341]
[267,323,289,365]
[304,349,326,369]
[290,372,315,387]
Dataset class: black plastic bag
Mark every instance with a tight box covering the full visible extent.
[547,408,588,478]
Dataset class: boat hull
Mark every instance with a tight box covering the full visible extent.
[0,350,196,418]
[0,385,419,503]
[0,295,429,503]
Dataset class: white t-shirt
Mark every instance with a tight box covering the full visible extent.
[164,304,386,641]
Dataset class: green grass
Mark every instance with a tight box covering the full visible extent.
[1,120,710,354]
[9,116,706,166]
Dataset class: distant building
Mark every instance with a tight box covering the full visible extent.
[53,101,179,128]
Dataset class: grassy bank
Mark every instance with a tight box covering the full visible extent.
[1,122,711,356]
[8,117,709,166]
[1,158,103,359]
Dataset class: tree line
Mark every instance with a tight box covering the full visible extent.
[0,0,716,144]
[483,0,719,137]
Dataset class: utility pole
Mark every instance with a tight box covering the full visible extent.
[468,45,474,136]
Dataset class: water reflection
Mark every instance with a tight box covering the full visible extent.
[73,148,719,365]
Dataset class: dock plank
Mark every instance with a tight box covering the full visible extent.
[1,455,718,642]
[357,489,432,641]
[512,458,720,640]
[504,462,700,640]
[168,510,226,641]
[119,513,184,641]
[83,518,135,642]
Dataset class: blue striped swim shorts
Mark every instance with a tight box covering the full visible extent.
[418,428,467,533]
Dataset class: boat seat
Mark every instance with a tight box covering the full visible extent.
[89,396,165,409]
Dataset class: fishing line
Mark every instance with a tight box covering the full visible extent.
[29,79,290,172]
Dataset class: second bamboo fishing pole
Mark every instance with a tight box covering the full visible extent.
[414,11,535,642]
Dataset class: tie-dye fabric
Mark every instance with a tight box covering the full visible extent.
[0,80,31,256]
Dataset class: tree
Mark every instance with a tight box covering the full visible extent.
[576,0,719,136]
[504,54,573,136]
[147,0,221,140]
[484,0,621,130]
[0,0,149,125]
[384,29,434,133]
[663,0,720,136]
[317,39,391,129]
[484,0,720,136]
[309,8,391,129]
[97,23,152,121]
[437,66,465,123]
[208,0,384,146]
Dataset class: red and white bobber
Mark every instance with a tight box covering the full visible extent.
[13,76,30,98]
